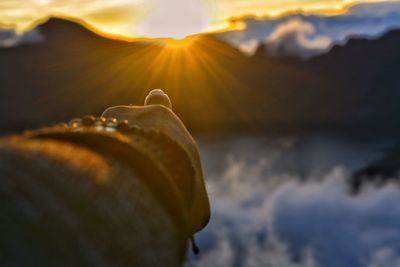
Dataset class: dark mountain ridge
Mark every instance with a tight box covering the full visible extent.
[1,17,399,134]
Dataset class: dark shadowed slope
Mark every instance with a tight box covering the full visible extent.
[306,30,400,132]
[0,17,400,133]
[253,29,400,133]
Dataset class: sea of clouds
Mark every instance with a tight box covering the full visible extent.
[218,1,400,58]
[185,134,400,267]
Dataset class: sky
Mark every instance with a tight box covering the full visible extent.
[0,0,395,38]
[217,0,400,58]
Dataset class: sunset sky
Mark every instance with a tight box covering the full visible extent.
[0,0,394,38]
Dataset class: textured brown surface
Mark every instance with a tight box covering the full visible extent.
[0,105,210,266]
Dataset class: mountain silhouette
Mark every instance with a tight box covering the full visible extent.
[0,17,399,134]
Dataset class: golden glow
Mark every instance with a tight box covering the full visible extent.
[0,0,393,38]
[164,37,197,49]
[128,35,251,126]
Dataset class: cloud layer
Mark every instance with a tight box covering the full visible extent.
[186,135,400,267]
[218,0,400,58]
[265,18,332,59]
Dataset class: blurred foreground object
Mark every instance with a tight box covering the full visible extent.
[0,89,210,267]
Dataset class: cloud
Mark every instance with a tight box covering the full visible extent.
[270,169,400,267]
[347,1,400,16]
[0,27,44,48]
[136,0,210,38]
[186,136,400,267]
[0,0,146,38]
[265,18,332,59]
[82,4,144,25]
[217,0,400,58]
[238,39,259,56]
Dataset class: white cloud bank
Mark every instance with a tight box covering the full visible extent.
[266,18,332,59]
[186,135,400,267]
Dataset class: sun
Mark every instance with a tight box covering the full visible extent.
[137,0,209,39]
[164,37,196,49]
